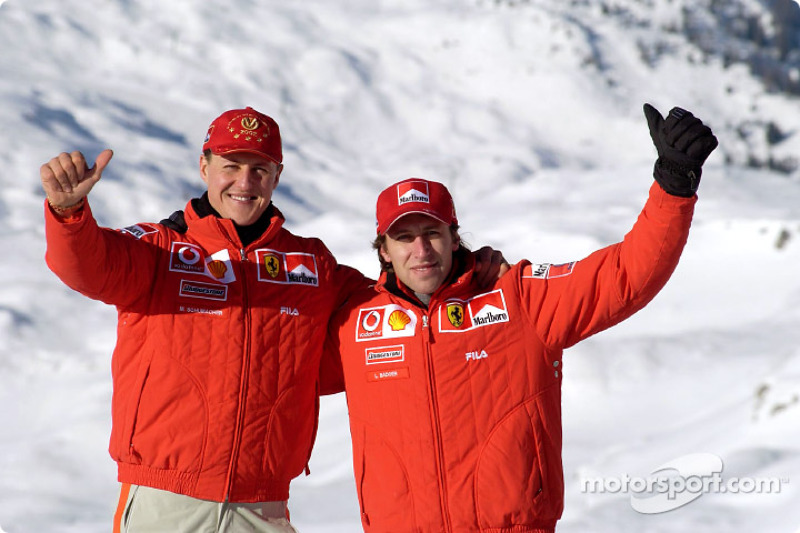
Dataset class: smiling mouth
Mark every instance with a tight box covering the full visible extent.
[228,194,257,202]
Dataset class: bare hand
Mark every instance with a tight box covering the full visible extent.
[40,149,113,208]
[473,246,511,288]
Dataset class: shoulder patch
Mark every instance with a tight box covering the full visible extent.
[523,262,576,280]
[119,224,158,239]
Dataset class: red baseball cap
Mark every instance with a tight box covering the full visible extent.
[376,178,458,235]
[202,107,282,164]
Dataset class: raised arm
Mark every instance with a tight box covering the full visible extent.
[522,104,718,349]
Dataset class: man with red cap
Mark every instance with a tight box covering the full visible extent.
[327,104,718,532]
[40,107,366,532]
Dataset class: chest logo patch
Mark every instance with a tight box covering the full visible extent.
[365,345,405,365]
[447,302,465,328]
[439,289,510,333]
[356,304,418,342]
[169,243,236,284]
[256,249,319,286]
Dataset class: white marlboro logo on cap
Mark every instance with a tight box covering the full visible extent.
[397,180,430,205]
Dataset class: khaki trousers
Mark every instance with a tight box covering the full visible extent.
[114,484,299,533]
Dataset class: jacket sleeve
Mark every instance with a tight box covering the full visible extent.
[44,200,161,309]
[520,182,696,349]
[317,263,372,395]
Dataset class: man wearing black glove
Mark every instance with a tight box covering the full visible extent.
[323,104,718,533]
[644,103,719,197]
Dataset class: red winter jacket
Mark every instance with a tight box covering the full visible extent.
[44,199,366,502]
[328,183,696,532]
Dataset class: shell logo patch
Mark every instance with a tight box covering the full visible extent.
[256,249,319,286]
[387,310,412,331]
[439,289,510,333]
[356,304,418,342]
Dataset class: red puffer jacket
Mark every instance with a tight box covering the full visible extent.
[45,199,366,503]
[329,183,695,532]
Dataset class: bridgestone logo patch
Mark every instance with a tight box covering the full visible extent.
[365,345,405,365]
[180,280,228,301]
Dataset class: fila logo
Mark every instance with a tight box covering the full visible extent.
[280,307,299,316]
[466,350,488,362]
[397,180,430,205]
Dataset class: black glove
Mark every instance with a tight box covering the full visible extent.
[644,103,718,197]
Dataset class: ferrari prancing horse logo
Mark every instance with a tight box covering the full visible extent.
[264,253,281,278]
[447,303,464,328]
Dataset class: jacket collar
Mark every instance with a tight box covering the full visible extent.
[183,197,286,250]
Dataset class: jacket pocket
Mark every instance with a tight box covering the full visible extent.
[474,388,563,530]
[354,425,416,532]
[125,354,208,472]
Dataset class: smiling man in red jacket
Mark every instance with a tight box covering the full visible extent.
[40,107,370,533]
[327,104,718,533]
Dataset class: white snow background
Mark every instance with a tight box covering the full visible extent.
[1,0,800,531]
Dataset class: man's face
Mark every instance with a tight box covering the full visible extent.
[380,214,459,296]
[200,152,283,226]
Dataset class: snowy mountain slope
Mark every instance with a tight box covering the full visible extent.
[1,0,799,531]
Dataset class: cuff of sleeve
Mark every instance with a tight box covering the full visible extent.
[649,181,697,213]
[45,198,87,223]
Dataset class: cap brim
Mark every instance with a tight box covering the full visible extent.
[211,148,282,165]
[380,210,451,235]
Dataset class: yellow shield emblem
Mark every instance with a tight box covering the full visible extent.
[264,254,281,278]
[447,303,464,328]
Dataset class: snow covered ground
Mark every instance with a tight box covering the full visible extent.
[1,0,799,531]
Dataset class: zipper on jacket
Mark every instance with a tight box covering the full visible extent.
[422,310,454,532]
[224,247,253,500]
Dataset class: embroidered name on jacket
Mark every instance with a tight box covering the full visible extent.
[169,242,236,284]
[439,289,510,333]
[355,305,418,342]
[256,249,319,286]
